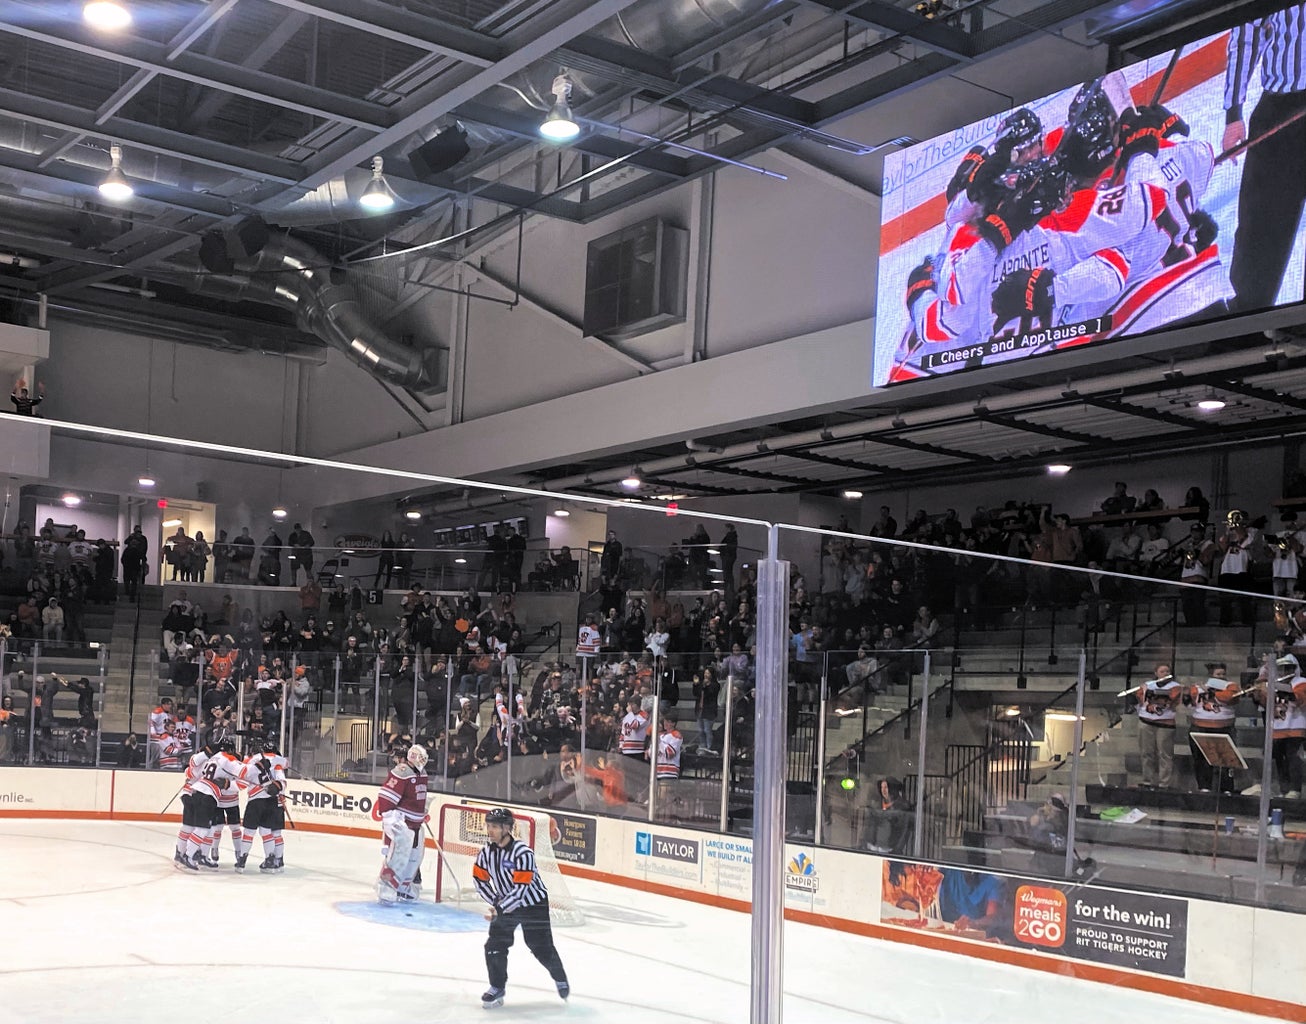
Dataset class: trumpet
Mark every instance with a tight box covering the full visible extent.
[1116,675,1176,698]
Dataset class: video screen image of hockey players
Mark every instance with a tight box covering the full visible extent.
[873,10,1306,387]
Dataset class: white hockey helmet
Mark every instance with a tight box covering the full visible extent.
[406,743,429,771]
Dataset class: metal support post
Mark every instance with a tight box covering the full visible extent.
[719,673,736,832]
[912,651,931,857]
[1063,649,1088,879]
[751,527,788,1024]
[814,665,828,847]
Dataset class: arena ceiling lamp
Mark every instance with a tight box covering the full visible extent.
[136,474,156,488]
[1046,463,1072,476]
[271,505,288,521]
[98,145,134,202]
[620,468,642,490]
[1196,389,1227,412]
[842,489,864,499]
[161,517,183,529]
[454,556,467,564]
[539,74,581,142]
[405,508,423,521]
[552,508,571,517]
[62,492,82,507]
[83,1,132,30]
[359,156,396,212]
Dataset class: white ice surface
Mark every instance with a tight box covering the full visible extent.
[0,821,1282,1024]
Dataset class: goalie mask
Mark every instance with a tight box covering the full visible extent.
[406,743,429,771]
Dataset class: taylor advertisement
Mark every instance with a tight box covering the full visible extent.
[880,860,1188,978]
[874,11,1306,386]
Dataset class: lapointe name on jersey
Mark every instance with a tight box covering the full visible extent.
[921,317,1106,369]
[991,241,1053,285]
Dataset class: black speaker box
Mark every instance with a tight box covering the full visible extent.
[408,125,470,181]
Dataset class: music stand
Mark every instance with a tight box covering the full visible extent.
[1191,732,1249,864]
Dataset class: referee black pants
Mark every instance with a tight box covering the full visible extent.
[485,902,567,990]
[1230,88,1306,313]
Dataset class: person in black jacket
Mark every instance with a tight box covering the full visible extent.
[862,777,912,854]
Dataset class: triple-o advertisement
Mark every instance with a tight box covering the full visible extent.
[874,9,1306,386]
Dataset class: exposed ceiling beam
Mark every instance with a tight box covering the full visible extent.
[0,6,390,130]
[703,461,822,486]
[784,449,894,474]
[0,90,303,184]
[859,432,989,462]
[794,0,977,60]
[974,409,1108,446]
[1198,378,1306,413]
[280,0,646,194]
[262,0,502,67]
[1080,395,1202,430]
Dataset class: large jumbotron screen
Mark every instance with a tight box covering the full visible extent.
[873,12,1306,387]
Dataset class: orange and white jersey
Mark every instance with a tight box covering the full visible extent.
[207,649,237,681]
[196,750,244,804]
[148,705,173,741]
[158,736,183,770]
[240,751,287,802]
[1189,677,1239,729]
[655,729,683,779]
[183,750,211,794]
[619,710,649,755]
[1269,675,1306,737]
[174,716,196,753]
[1138,677,1182,726]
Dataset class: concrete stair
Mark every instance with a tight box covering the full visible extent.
[100,585,166,734]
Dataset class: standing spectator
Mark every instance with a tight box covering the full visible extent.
[120,525,148,599]
[505,526,526,594]
[166,526,192,582]
[1271,516,1301,597]
[9,377,44,416]
[231,527,256,581]
[1041,513,1083,605]
[1100,482,1136,515]
[692,666,721,754]
[599,530,624,610]
[289,522,315,586]
[481,525,507,592]
[191,531,211,583]
[870,506,898,539]
[259,525,283,586]
[212,529,231,583]
[1137,664,1182,789]
[375,530,396,590]
[395,531,415,589]
[1184,487,1211,524]
[1217,511,1256,626]
[686,523,711,588]
[719,523,738,597]
[1177,524,1216,626]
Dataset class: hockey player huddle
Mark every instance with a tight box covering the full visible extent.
[894,71,1231,379]
[174,735,288,874]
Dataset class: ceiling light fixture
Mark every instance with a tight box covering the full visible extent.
[98,144,134,201]
[62,493,82,507]
[842,489,864,499]
[552,509,571,517]
[454,556,467,564]
[620,468,642,490]
[405,509,423,521]
[271,505,288,521]
[137,474,156,488]
[539,74,581,142]
[359,156,396,211]
[1196,389,1227,412]
[84,1,132,31]
[1047,463,1072,476]
[161,518,183,529]
[1045,711,1084,722]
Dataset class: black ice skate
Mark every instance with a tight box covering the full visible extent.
[481,987,505,1009]
[178,854,200,872]
[259,856,277,873]
[557,982,570,1001]
[234,854,248,873]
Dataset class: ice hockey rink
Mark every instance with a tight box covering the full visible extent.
[0,820,1283,1024]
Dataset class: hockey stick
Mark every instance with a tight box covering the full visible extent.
[1216,107,1306,165]
[159,780,187,815]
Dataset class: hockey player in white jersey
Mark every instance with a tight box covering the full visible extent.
[237,739,288,873]
[174,735,213,866]
[989,97,1231,341]
[181,737,243,871]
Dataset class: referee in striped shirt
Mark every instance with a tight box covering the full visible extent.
[473,807,570,1009]
[1224,4,1306,312]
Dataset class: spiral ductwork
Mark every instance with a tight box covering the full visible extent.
[160,236,435,389]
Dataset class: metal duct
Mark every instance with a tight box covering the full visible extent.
[159,235,436,389]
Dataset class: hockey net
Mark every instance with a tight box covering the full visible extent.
[433,802,585,927]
